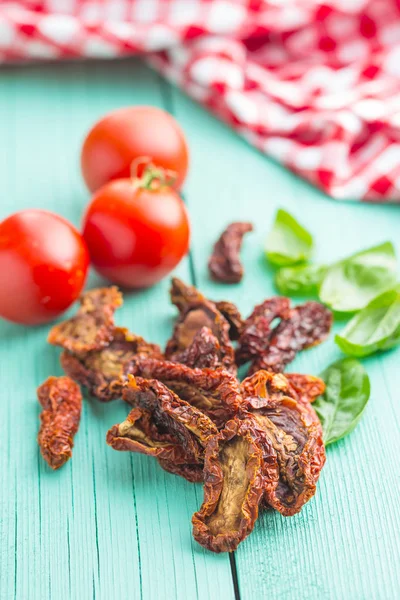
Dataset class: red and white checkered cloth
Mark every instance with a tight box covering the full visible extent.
[1,1,400,202]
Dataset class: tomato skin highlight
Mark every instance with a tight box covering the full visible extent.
[82,179,190,289]
[81,106,189,193]
[0,210,89,326]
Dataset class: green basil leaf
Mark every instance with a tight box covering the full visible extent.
[275,264,327,296]
[319,242,397,313]
[266,209,313,267]
[314,357,370,446]
[335,286,400,357]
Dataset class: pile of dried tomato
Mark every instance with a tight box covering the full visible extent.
[38,278,332,553]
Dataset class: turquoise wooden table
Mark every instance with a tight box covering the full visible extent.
[1,59,399,600]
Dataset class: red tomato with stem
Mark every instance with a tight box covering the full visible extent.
[82,161,190,289]
[81,106,189,193]
[0,210,89,326]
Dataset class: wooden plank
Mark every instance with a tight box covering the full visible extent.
[170,83,400,599]
[0,59,235,600]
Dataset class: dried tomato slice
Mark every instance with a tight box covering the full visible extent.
[250,302,332,374]
[133,358,243,427]
[109,376,218,478]
[208,222,253,283]
[170,277,243,341]
[122,376,218,457]
[166,292,235,372]
[253,399,325,516]
[192,416,266,553]
[285,373,325,404]
[107,406,193,464]
[48,287,122,355]
[37,376,82,470]
[170,277,205,312]
[172,327,223,370]
[214,300,244,340]
[243,301,332,374]
[61,327,162,402]
[242,371,326,516]
[240,369,292,406]
[236,297,291,366]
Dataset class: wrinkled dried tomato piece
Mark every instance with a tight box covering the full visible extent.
[157,459,204,483]
[214,300,244,340]
[173,327,223,370]
[61,327,162,402]
[242,371,326,516]
[170,277,205,312]
[246,301,332,374]
[37,376,82,470]
[192,416,266,553]
[48,287,122,356]
[208,222,253,283]
[170,277,243,340]
[240,369,292,406]
[108,376,216,479]
[245,296,292,323]
[236,297,291,366]
[255,400,325,516]
[166,295,235,373]
[285,373,325,405]
[107,406,192,464]
[241,369,325,408]
[133,358,243,427]
[122,376,218,458]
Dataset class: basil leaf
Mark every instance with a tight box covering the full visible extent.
[275,264,327,296]
[335,286,400,357]
[319,242,397,313]
[266,209,313,267]
[314,358,370,446]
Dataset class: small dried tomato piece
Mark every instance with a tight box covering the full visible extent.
[170,277,243,340]
[172,327,223,370]
[236,297,291,366]
[109,377,217,479]
[192,416,266,553]
[214,300,244,340]
[242,371,326,516]
[285,373,325,404]
[258,401,324,516]
[107,406,192,464]
[208,222,253,283]
[157,459,204,483]
[37,376,82,470]
[61,327,162,402]
[246,301,332,374]
[48,287,122,355]
[166,297,235,373]
[133,358,243,427]
[240,369,292,407]
[122,376,218,458]
[170,277,205,312]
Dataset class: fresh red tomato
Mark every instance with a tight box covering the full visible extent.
[82,164,190,289]
[0,210,89,326]
[81,106,189,193]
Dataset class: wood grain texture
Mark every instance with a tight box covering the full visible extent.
[0,57,400,600]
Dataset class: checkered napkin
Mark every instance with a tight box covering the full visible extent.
[1,1,400,202]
